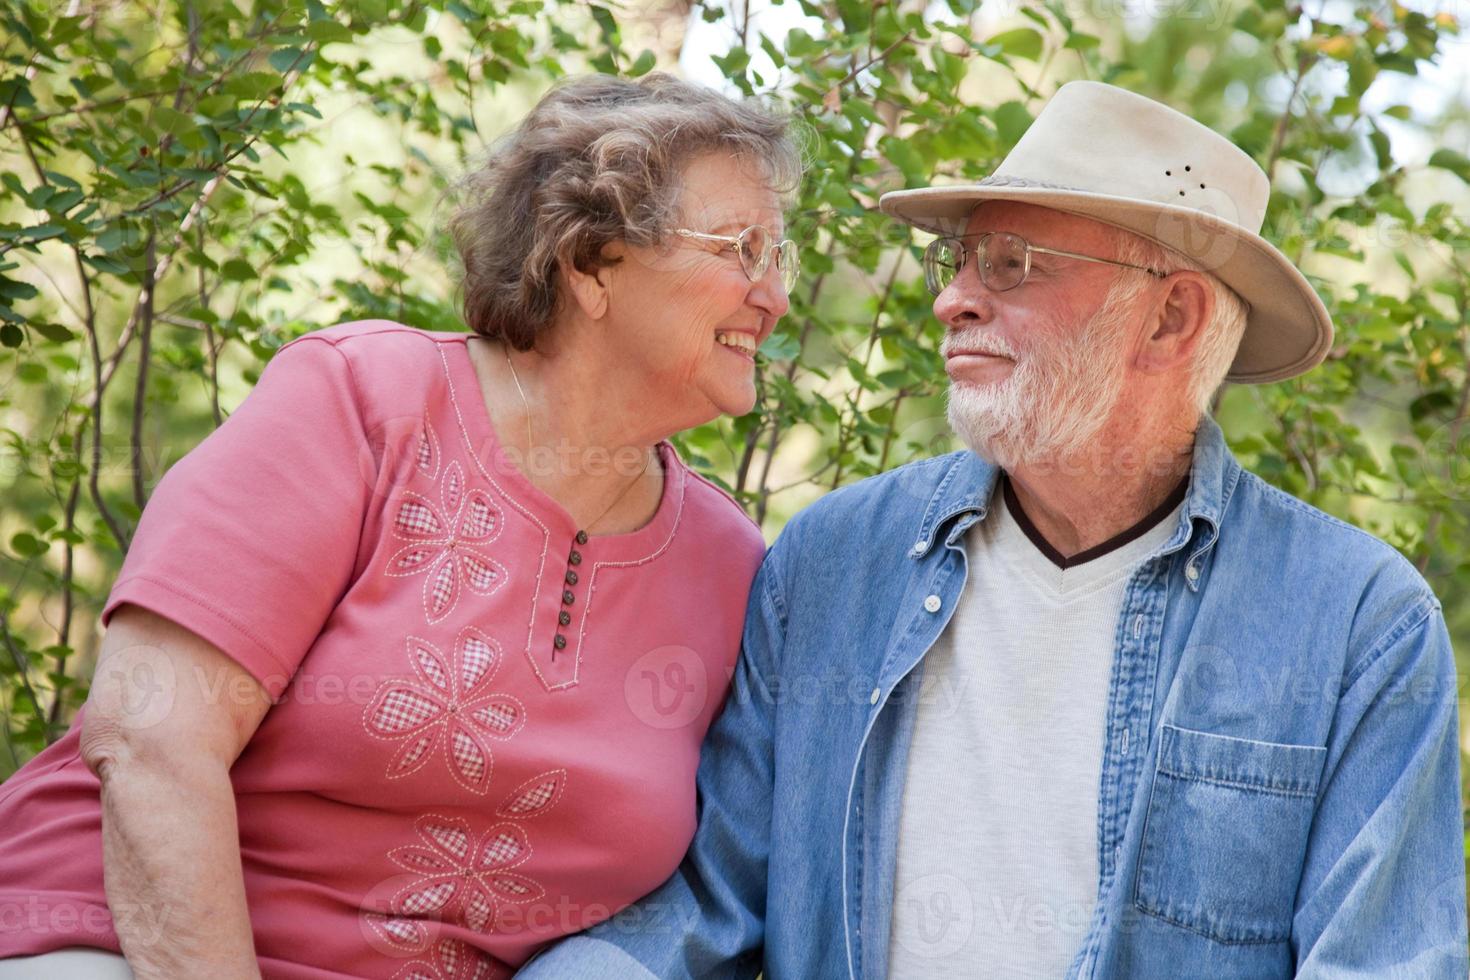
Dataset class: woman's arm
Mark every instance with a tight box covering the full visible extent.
[79,602,275,980]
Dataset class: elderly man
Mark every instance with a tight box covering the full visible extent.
[517,82,1466,978]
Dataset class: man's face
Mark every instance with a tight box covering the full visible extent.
[932,201,1148,469]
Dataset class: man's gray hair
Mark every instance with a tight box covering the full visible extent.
[445,73,801,351]
[1111,229,1250,415]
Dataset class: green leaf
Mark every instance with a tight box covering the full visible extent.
[9,533,48,558]
[1427,149,1470,184]
[306,19,353,44]
[221,259,255,281]
[987,27,1044,61]
[0,277,38,300]
[629,49,656,77]
[992,101,1033,149]
[152,104,193,135]
[30,322,75,343]
[223,72,280,99]
[269,47,307,72]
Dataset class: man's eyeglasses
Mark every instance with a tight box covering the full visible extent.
[675,225,800,293]
[922,231,1165,297]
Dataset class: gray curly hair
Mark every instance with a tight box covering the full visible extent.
[446,73,802,351]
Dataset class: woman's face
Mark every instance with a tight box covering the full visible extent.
[601,151,790,428]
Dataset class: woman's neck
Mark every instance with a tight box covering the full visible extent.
[466,335,665,536]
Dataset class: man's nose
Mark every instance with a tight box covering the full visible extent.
[933,276,995,329]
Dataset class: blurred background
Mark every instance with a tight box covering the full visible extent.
[1,0,1467,921]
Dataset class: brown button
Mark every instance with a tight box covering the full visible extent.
[558,610,571,626]
[575,530,588,545]
[565,570,578,586]
[553,634,567,651]
[569,550,582,566]
[562,590,575,605]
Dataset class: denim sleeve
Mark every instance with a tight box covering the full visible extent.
[1292,597,1468,976]
[514,553,787,979]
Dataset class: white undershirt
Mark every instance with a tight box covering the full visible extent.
[886,478,1185,978]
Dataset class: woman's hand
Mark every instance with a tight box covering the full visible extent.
[79,602,273,980]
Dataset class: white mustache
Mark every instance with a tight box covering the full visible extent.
[941,333,1019,359]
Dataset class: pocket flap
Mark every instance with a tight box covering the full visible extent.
[1157,724,1326,798]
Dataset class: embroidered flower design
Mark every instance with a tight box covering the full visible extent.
[392,938,509,980]
[415,418,441,483]
[363,628,526,794]
[364,770,567,947]
[387,454,508,624]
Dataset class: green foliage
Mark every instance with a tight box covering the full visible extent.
[1,0,1467,904]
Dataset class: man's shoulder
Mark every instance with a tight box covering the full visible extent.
[1229,468,1441,650]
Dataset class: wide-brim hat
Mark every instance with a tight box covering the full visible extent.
[878,81,1333,384]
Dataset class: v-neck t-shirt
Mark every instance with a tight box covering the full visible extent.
[0,320,767,979]
[887,471,1188,977]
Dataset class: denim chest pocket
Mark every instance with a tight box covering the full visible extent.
[1133,723,1327,945]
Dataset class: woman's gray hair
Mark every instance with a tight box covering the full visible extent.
[446,73,802,350]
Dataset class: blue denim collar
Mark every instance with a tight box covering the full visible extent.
[909,415,1243,582]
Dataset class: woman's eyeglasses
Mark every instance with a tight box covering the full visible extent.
[675,225,800,293]
[922,231,1165,296]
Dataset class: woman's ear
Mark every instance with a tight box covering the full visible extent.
[1137,270,1213,375]
[561,241,625,321]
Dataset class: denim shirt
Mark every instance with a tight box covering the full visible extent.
[516,416,1467,979]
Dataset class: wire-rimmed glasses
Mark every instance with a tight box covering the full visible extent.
[922,231,1165,296]
[675,225,800,293]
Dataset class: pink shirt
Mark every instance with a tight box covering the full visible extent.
[0,321,766,978]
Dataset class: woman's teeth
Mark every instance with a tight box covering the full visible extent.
[715,331,756,354]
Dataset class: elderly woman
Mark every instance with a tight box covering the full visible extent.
[0,73,799,979]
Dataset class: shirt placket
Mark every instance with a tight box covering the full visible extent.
[1069,552,1180,979]
[848,514,980,980]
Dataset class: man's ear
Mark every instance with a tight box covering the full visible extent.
[561,241,624,321]
[1137,270,1213,374]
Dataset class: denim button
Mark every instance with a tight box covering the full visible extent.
[923,594,942,613]
[869,687,880,705]
[1121,728,1130,755]
[911,539,926,555]
[1185,563,1200,582]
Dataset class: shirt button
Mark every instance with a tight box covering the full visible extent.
[911,539,926,555]
[869,687,881,705]
[1185,563,1200,582]
[923,594,942,613]
[1113,844,1121,866]
[553,634,567,650]
[562,590,575,605]
[565,570,578,586]
[558,610,571,626]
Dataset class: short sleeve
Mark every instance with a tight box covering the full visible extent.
[101,335,373,699]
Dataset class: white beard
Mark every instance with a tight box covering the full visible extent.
[945,286,1137,469]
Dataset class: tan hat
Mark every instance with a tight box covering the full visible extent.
[878,81,1333,384]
